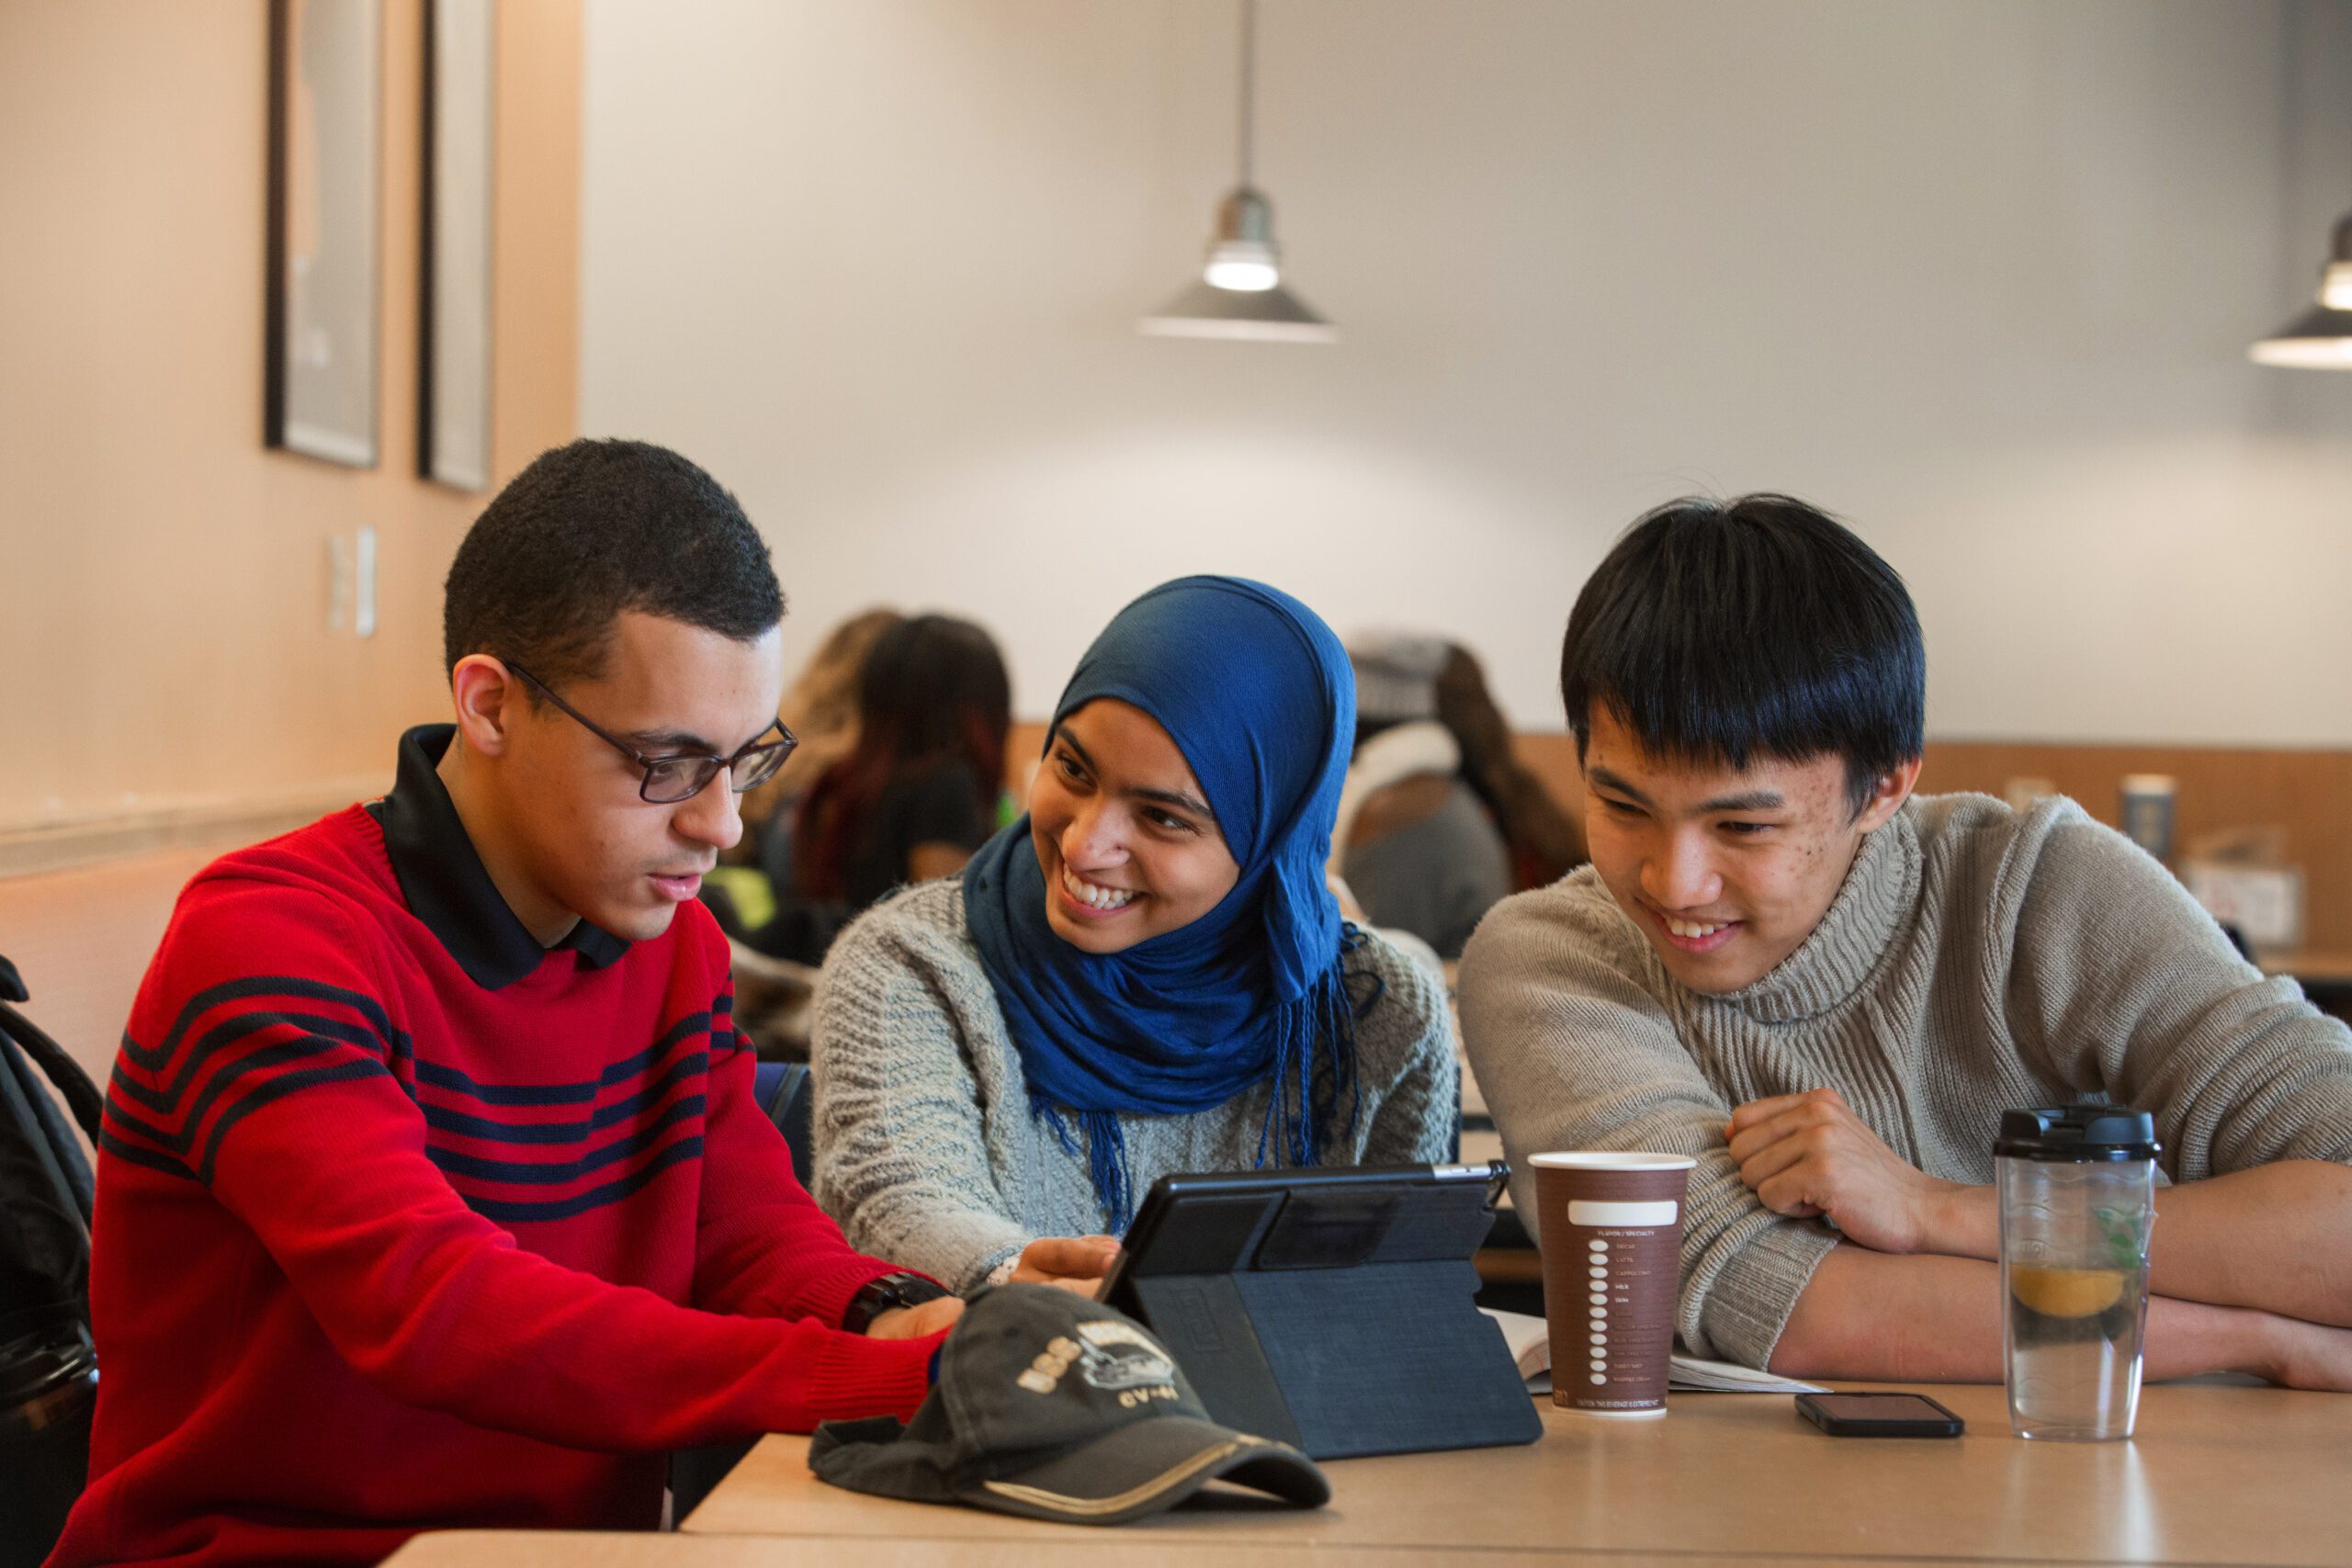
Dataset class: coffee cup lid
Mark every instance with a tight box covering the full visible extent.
[1994,1106,2160,1162]
[1528,1151,1696,1171]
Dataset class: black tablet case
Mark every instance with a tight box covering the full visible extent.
[1103,1170,1542,1460]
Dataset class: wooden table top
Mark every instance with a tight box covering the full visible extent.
[666,1381,2348,1566]
[382,1530,1886,1567]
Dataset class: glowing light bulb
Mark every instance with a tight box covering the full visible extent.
[1204,246,1279,291]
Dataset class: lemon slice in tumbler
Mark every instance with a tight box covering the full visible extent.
[2011,1265,2127,1318]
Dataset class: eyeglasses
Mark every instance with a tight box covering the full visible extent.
[505,662,797,805]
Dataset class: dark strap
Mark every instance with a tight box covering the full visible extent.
[0,1032,96,1293]
[0,1000,102,1147]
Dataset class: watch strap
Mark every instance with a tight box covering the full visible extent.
[842,1270,950,1335]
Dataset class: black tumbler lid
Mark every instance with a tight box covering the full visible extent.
[1994,1105,2160,1162]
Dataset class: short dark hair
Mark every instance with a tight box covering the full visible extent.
[442,438,785,689]
[1559,494,1924,814]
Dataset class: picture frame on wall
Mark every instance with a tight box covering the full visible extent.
[265,0,384,468]
[420,0,495,491]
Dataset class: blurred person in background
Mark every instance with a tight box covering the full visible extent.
[729,606,903,879]
[1335,636,1585,960]
[1335,635,1509,961]
[1436,642,1587,891]
[754,614,1011,965]
[704,607,902,1054]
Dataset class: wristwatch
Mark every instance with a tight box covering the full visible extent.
[841,1271,951,1335]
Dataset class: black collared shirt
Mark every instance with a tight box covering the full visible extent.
[367,725,628,989]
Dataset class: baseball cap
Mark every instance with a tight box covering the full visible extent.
[809,1283,1329,1526]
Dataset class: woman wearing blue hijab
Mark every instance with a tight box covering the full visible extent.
[810,577,1458,1295]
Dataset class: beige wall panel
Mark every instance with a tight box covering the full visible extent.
[0,0,581,852]
[580,0,2352,751]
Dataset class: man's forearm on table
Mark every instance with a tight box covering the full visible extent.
[2143,1161,2352,1328]
[1763,1245,2283,1383]
[1901,1160,2352,1329]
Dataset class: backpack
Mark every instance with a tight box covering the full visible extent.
[0,953,104,1568]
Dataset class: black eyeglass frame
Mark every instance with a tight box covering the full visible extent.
[504,661,797,805]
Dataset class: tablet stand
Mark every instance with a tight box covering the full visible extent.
[1106,1169,1543,1459]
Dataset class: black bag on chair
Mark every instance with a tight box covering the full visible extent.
[0,953,104,1568]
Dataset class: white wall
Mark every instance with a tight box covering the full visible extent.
[581,0,2352,746]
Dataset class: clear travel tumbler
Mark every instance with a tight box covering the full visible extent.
[1995,1107,2159,1442]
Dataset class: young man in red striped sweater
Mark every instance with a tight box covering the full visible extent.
[50,440,967,1567]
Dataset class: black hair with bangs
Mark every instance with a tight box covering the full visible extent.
[1559,493,1924,816]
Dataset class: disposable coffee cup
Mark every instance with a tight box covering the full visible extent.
[1531,1152,1695,1418]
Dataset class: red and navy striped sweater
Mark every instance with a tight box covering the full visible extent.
[49,728,939,1567]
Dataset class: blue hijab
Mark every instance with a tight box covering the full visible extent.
[961,576,1363,1230]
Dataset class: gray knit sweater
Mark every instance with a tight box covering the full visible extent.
[1459,793,2352,1370]
[810,878,1461,1293]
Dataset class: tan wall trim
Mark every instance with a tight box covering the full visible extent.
[0,777,386,878]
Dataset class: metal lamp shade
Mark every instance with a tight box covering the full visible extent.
[1138,280,1337,343]
[1137,0,1335,345]
[2249,301,2352,368]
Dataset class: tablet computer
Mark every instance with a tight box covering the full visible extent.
[1100,1162,1540,1459]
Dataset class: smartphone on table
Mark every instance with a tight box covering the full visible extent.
[1793,1391,1964,1438]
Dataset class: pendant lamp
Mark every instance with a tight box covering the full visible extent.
[2251,214,2352,368]
[1138,0,1336,344]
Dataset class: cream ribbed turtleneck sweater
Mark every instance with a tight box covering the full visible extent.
[1459,793,2352,1369]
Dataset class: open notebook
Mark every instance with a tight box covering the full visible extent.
[1481,1308,1826,1394]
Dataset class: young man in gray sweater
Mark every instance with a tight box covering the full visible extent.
[1459,494,2352,1387]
